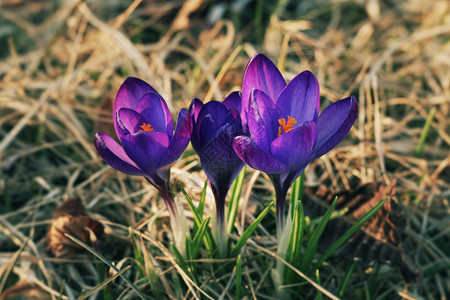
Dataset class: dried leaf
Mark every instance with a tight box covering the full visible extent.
[46,198,103,258]
[303,181,421,283]
[0,281,49,300]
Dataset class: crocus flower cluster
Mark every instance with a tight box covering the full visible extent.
[234,54,358,236]
[94,53,358,258]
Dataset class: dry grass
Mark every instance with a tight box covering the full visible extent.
[0,0,449,299]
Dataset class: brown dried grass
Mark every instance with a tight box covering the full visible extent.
[0,0,449,298]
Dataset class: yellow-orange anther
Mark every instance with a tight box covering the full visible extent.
[277,116,297,136]
[139,123,155,132]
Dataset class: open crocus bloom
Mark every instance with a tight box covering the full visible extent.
[94,77,192,216]
[233,54,358,232]
[190,93,245,256]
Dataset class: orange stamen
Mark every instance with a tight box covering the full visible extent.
[139,123,155,132]
[277,116,297,136]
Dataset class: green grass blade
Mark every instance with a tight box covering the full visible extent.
[416,107,435,157]
[338,261,355,298]
[0,237,28,294]
[65,234,146,300]
[171,242,190,277]
[192,217,211,259]
[235,255,243,300]
[289,173,304,218]
[316,269,323,300]
[129,227,145,278]
[227,166,246,235]
[198,180,207,217]
[77,266,131,300]
[313,197,389,270]
[300,197,337,271]
[230,201,274,257]
[138,234,164,298]
[285,200,305,283]
[179,184,215,254]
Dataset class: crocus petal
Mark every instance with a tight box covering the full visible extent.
[121,131,170,174]
[247,89,281,152]
[222,91,242,117]
[276,70,320,123]
[309,96,358,161]
[196,101,228,149]
[135,92,173,135]
[160,108,192,167]
[198,101,228,129]
[223,108,242,131]
[233,135,287,174]
[198,115,217,150]
[270,121,317,170]
[113,77,158,135]
[117,108,148,136]
[241,54,286,125]
[199,124,244,190]
[189,98,204,122]
[94,132,144,176]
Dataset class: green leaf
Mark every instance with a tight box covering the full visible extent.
[235,255,243,299]
[198,180,207,217]
[416,107,435,157]
[230,201,274,257]
[316,269,323,300]
[129,227,145,278]
[313,196,389,270]
[138,234,164,298]
[289,173,304,218]
[179,184,215,254]
[285,200,305,283]
[227,166,246,235]
[171,242,190,277]
[338,261,355,298]
[191,217,211,258]
[300,197,337,271]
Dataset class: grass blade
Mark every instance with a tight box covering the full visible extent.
[338,261,355,298]
[192,217,211,258]
[129,227,145,278]
[313,196,389,270]
[289,173,304,218]
[0,238,29,294]
[300,197,337,272]
[138,234,165,298]
[235,255,242,299]
[171,242,191,278]
[230,201,274,257]
[415,107,436,157]
[198,180,207,217]
[65,234,146,300]
[179,184,215,254]
[77,265,131,300]
[285,200,305,283]
[227,166,246,235]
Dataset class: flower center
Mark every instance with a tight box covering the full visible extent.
[139,123,155,132]
[277,116,297,136]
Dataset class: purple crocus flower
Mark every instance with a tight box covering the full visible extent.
[94,77,192,224]
[233,54,358,235]
[189,92,245,256]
